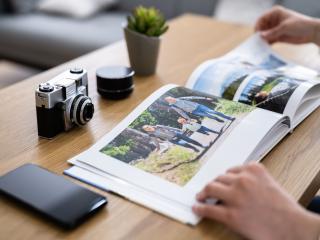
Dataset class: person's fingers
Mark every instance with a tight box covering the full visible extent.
[260,23,286,44]
[226,165,244,174]
[275,34,309,44]
[255,14,273,32]
[192,203,228,223]
[196,182,231,202]
[255,7,282,32]
[215,173,237,185]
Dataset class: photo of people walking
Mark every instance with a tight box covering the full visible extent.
[100,87,254,186]
[239,74,303,113]
[189,48,308,114]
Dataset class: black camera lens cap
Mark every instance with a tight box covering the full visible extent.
[96,66,135,99]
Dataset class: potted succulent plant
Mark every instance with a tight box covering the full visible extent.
[124,6,169,76]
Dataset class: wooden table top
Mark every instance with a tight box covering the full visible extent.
[1,14,320,240]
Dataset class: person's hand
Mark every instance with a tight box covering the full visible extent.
[255,6,320,45]
[192,163,320,240]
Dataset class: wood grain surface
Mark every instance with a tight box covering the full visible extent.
[1,14,320,240]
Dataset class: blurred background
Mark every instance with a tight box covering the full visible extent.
[0,0,319,88]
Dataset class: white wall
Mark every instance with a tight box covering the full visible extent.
[214,0,274,25]
[280,0,320,17]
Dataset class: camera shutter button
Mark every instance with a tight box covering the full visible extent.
[70,68,83,74]
[39,83,54,92]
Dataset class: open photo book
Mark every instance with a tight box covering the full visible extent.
[65,34,320,225]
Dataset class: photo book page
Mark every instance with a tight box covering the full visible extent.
[187,34,320,128]
[66,84,288,224]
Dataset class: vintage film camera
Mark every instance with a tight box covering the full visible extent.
[35,68,94,138]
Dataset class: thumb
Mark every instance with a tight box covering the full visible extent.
[260,24,285,44]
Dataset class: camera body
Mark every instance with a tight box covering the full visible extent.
[35,68,94,139]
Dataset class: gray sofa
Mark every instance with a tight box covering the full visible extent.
[0,0,217,68]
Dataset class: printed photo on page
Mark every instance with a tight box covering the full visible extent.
[187,34,319,116]
[99,87,254,186]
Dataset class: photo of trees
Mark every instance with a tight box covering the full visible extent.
[238,74,303,113]
[100,87,254,186]
[193,53,305,114]
[193,59,256,100]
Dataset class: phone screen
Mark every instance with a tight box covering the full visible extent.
[0,164,107,228]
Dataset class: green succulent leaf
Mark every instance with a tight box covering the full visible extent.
[127,6,169,37]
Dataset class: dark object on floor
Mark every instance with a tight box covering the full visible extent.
[307,196,320,214]
[96,66,134,99]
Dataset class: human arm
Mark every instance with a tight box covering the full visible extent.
[149,136,161,150]
[181,124,187,132]
[193,163,320,240]
[255,6,320,46]
[171,106,191,120]
[157,124,181,132]
[178,96,213,101]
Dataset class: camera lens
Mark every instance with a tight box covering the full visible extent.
[70,94,94,126]
[83,103,94,121]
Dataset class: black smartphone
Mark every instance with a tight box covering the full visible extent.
[0,164,107,228]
